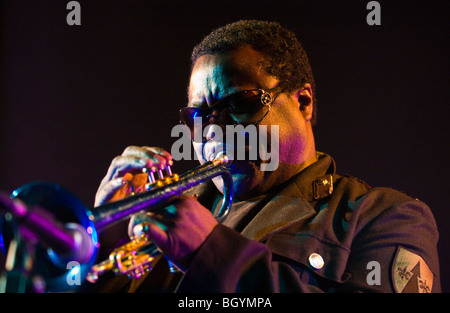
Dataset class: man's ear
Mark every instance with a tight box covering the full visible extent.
[297,83,314,122]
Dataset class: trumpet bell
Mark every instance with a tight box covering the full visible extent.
[0,182,98,292]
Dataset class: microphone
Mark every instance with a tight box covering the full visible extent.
[0,192,94,264]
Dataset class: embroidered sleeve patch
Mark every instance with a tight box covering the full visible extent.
[392,246,434,293]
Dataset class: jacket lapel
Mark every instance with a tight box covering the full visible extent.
[241,181,316,242]
[240,152,335,242]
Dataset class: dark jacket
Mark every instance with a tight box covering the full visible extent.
[176,152,440,292]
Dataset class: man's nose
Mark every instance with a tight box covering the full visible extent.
[204,109,222,141]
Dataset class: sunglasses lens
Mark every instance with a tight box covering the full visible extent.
[179,88,277,142]
[180,107,207,127]
[180,107,212,142]
[228,91,262,114]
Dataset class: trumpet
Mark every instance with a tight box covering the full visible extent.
[0,154,233,292]
[87,153,233,282]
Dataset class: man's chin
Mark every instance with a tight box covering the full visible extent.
[231,172,270,200]
[212,160,269,199]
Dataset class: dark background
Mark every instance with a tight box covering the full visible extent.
[1,0,448,292]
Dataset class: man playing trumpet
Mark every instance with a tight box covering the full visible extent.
[92,20,440,293]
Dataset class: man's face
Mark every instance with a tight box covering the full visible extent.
[188,45,316,200]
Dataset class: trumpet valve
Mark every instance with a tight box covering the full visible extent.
[142,167,157,183]
[144,172,179,191]
[165,160,173,175]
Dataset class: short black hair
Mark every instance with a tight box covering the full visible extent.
[191,20,317,125]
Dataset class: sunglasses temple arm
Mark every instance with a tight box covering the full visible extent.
[254,105,271,126]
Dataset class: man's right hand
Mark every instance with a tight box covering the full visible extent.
[94,146,173,207]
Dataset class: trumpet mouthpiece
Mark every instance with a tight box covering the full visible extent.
[212,151,232,167]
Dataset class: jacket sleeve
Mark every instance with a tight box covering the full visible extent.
[339,192,441,293]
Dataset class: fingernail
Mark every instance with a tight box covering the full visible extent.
[112,178,126,186]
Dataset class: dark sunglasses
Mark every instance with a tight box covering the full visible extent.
[179,86,282,141]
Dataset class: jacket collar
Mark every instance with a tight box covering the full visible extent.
[240,152,336,241]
